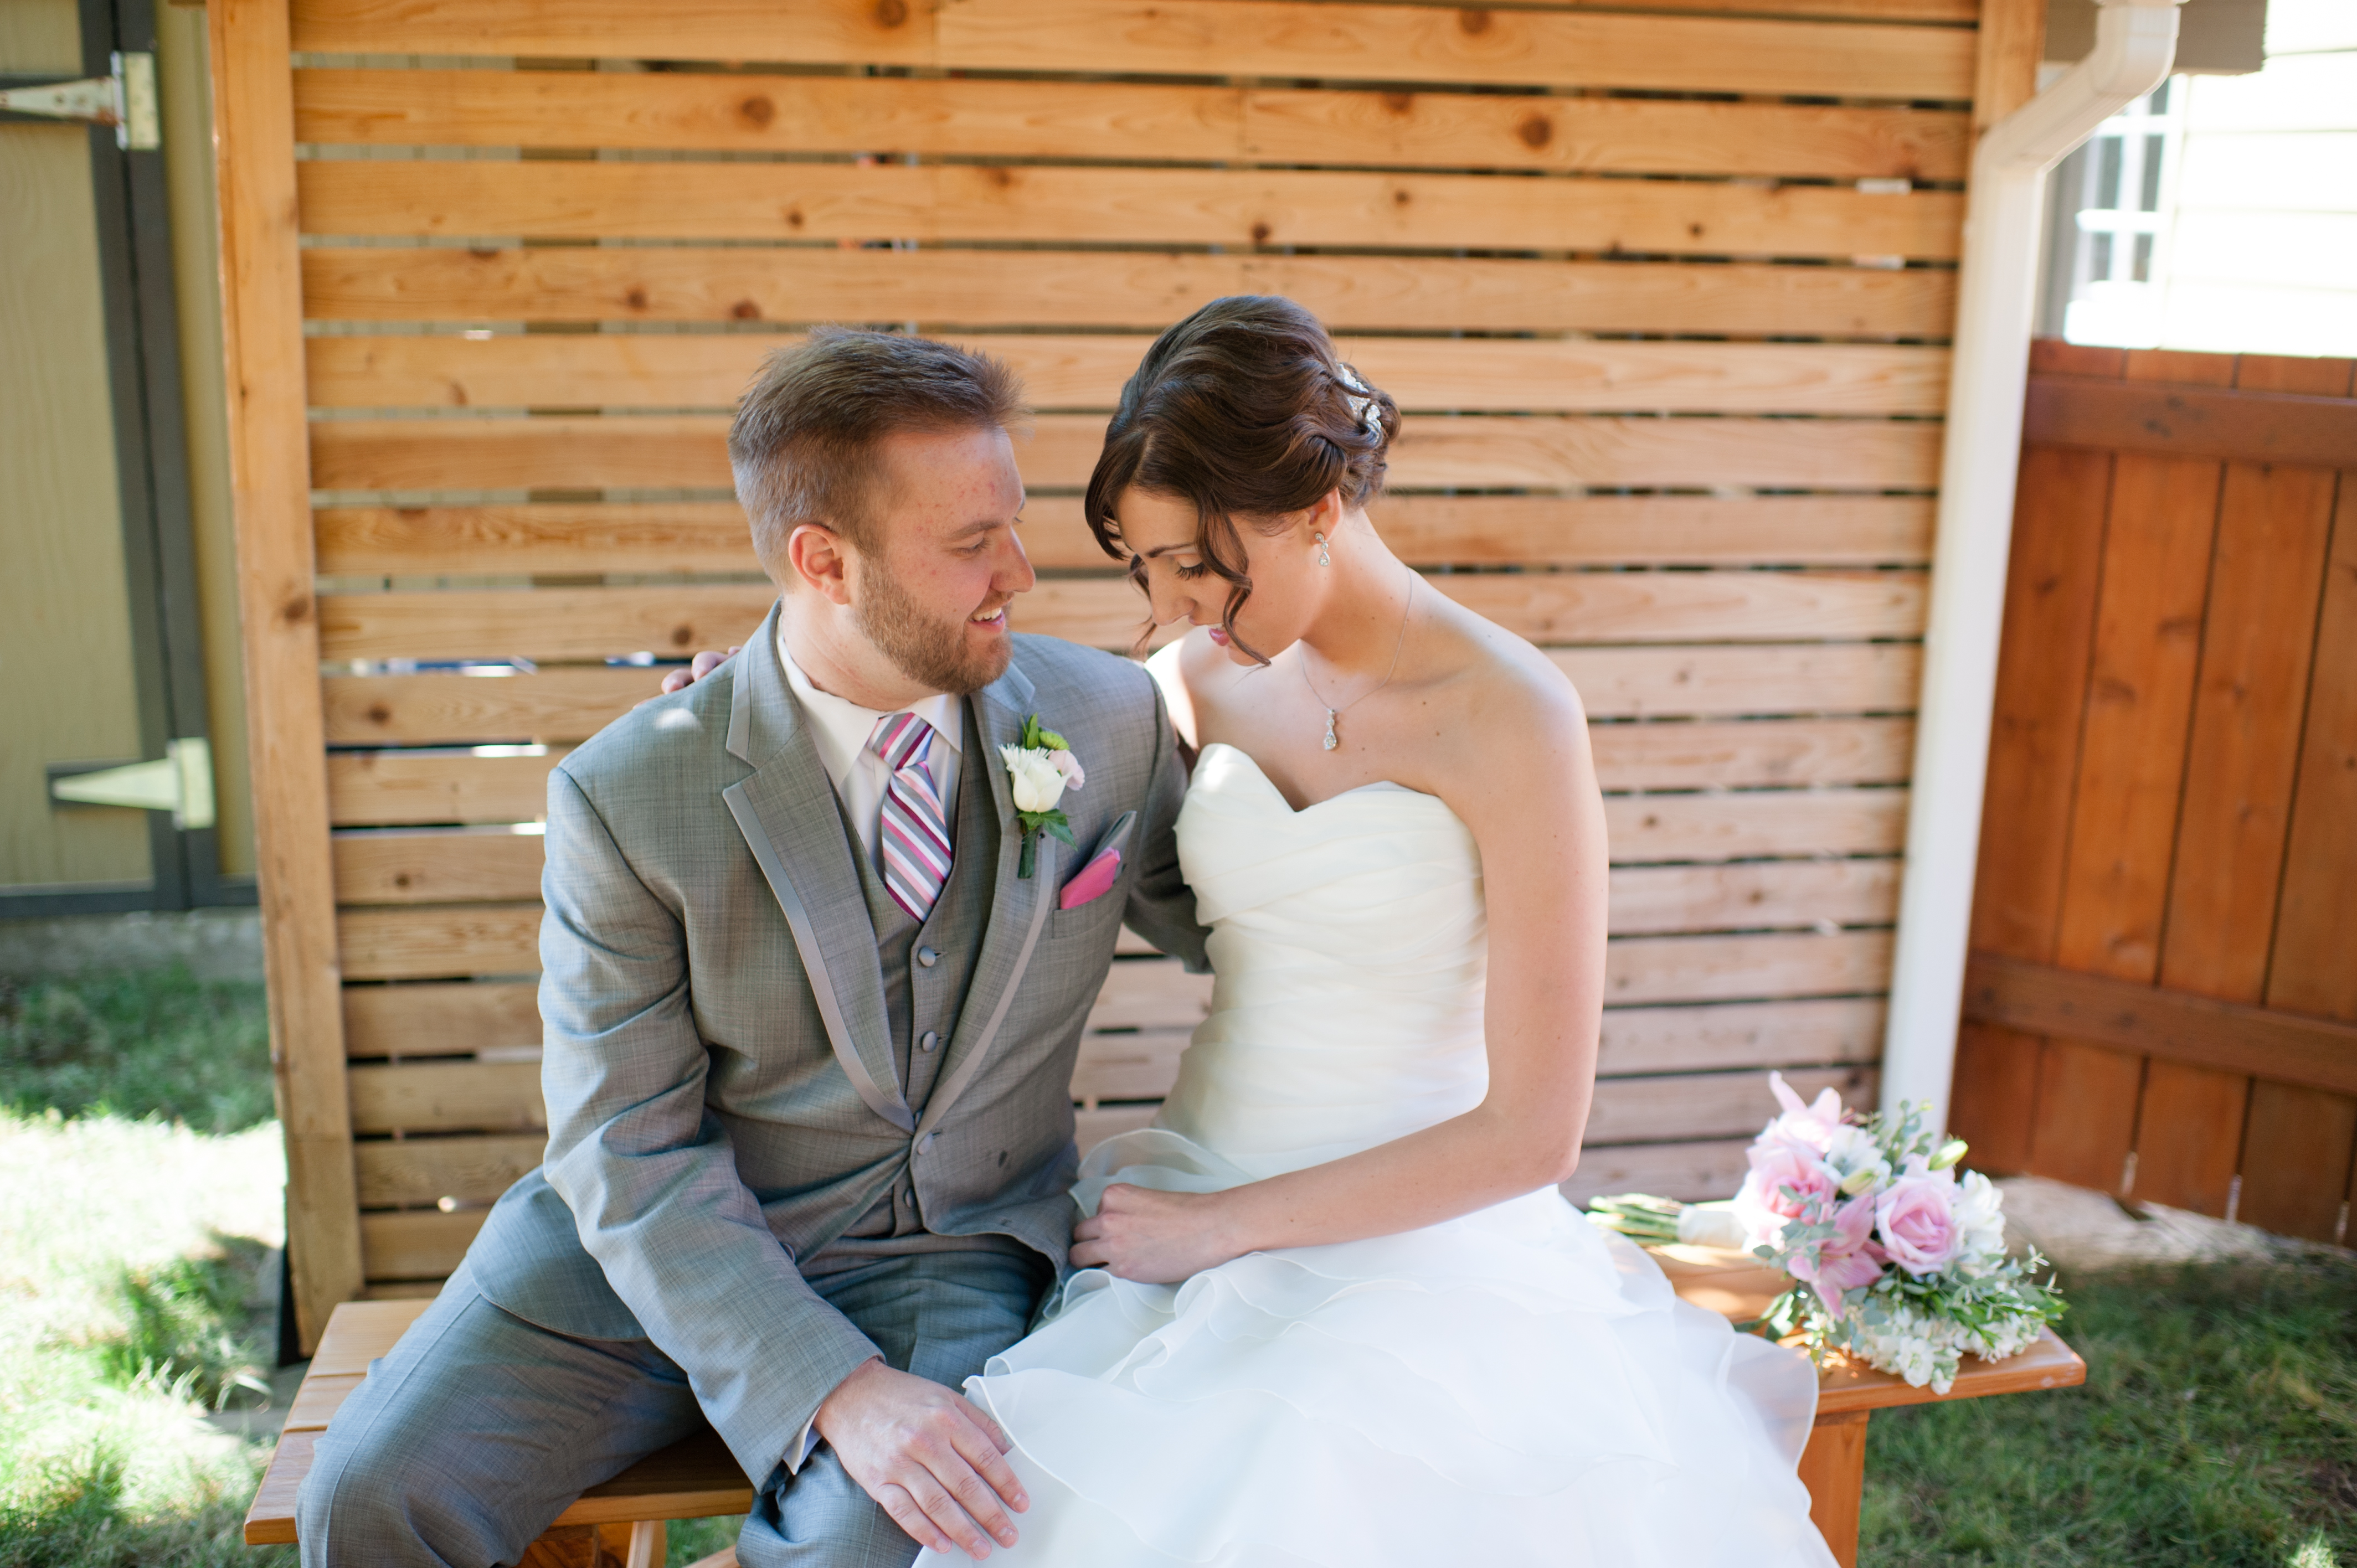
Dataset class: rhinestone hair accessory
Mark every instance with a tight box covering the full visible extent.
[1336,364,1385,439]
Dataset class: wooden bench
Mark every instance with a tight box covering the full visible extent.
[246,1248,2080,1566]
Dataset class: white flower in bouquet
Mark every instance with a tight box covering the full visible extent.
[1951,1170,2009,1275]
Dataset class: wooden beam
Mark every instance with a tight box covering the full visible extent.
[212,0,363,1354]
[2023,374,2357,468]
[1962,952,2357,1097]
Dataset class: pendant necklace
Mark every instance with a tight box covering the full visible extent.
[1299,576,1416,752]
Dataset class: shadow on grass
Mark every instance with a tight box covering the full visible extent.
[1863,1251,2357,1567]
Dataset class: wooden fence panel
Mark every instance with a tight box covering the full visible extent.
[1955,344,2357,1246]
[209,0,2001,1319]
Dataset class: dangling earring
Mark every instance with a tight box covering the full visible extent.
[1314,531,1331,567]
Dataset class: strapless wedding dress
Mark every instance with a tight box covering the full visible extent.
[928,744,1834,1566]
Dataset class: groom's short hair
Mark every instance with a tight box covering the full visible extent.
[730,328,1025,577]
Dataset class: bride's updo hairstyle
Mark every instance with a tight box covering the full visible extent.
[1084,295,1399,663]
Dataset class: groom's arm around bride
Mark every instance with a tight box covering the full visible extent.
[295,331,1206,1568]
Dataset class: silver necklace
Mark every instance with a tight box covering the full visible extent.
[1299,577,1416,752]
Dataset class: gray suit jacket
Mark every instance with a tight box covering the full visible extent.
[463,602,1205,1486]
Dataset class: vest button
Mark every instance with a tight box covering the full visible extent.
[916,946,939,967]
[920,1132,938,1153]
[919,1030,940,1053]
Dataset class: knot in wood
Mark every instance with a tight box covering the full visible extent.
[1457,8,1491,34]
[738,95,775,128]
[1516,114,1552,150]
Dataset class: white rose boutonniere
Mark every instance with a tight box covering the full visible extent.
[1000,714,1084,878]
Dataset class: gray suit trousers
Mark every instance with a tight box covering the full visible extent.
[298,1249,1047,1568]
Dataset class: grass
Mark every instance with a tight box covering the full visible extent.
[1862,1252,2357,1566]
[0,968,275,1136]
[4,964,2351,1566]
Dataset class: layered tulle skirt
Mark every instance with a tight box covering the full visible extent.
[923,1130,1836,1567]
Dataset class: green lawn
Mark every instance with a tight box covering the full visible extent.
[1,965,2349,1566]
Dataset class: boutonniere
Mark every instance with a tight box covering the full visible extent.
[1000,714,1085,879]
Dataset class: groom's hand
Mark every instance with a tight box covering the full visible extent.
[812,1358,1028,1559]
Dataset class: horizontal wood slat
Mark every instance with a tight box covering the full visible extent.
[329,824,1900,925]
[320,642,1923,747]
[344,979,541,1058]
[323,667,669,745]
[1963,952,2357,1097]
[354,1133,545,1206]
[333,900,1893,987]
[316,574,1923,664]
[305,333,1952,417]
[295,161,1964,261]
[359,1208,490,1280]
[294,69,1969,182]
[1606,859,1898,935]
[1605,929,1894,1003]
[1583,1064,1876,1143]
[315,494,1935,580]
[1594,997,1886,1076]
[348,1058,544,1133]
[1559,1138,1753,1206]
[289,0,1977,99]
[308,412,1942,493]
[327,750,569,827]
[338,903,541,980]
[334,828,548,898]
[300,249,1958,338]
[1551,643,1921,719]
[2023,374,2357,470]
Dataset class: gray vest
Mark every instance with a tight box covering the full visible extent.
[827,708,1030,1261]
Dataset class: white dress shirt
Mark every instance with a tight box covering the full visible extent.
[778,626,964,874]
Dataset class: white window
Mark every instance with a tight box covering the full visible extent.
[2049,82,2186,348]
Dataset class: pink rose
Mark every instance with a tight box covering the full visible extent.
[1875,1164,1962,1277]
[1763,1070,1846,1156]
[1733,1139,1841,1249]
[1788,1194,1885,1314]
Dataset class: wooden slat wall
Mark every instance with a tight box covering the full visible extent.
[215,0,2006,1307]
[1951,343,2357,1248]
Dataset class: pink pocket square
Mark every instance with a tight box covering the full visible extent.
[1058,846,1122,911]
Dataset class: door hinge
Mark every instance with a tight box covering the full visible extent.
[48,738,215,829]
[0,53,158,149]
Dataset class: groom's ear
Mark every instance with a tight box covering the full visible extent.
[785,522,855,607]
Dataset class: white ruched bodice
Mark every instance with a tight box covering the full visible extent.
[927,743,1835,1568]
[1155,744,1490,1175]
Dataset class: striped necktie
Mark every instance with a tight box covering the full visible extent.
[869,713,953,925]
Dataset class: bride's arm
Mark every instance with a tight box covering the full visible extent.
[1072,659,1609,1283]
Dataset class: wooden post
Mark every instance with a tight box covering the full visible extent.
[210,0,363,1352]
[1972,0,2047,132]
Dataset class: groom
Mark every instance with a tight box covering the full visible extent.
[298,329,1207,1566]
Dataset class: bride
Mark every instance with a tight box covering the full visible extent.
[923,296,1836,1565]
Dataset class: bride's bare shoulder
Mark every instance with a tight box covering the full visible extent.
[1146,629,1232,751]
[1430,597,1588,735]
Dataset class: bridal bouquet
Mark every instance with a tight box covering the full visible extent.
[1587,1074,2064,1395]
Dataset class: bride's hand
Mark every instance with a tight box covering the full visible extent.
[1069,1184,1240,1285]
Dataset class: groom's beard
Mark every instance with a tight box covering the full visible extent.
[852,564,1011,697]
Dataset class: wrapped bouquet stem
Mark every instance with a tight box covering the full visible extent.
[1587,1075,2064,1395]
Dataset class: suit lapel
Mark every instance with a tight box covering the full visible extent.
[917,660,1056,1137]
[720,607,913,1134]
